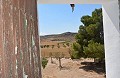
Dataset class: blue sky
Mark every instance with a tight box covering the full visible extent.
[37,4,102,36]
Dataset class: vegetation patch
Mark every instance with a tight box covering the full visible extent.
[42,58,48,69]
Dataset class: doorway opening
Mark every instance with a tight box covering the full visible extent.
[37,4,106,78]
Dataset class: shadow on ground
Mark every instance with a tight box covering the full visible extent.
[79,62,105,74]
[60,66,71,70]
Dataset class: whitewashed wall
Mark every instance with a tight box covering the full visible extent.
[102,0,120,78]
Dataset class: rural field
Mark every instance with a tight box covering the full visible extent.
[42,58,105,78]
[40,32,105,78]
[40,41,71,58]
[40,32,76,58]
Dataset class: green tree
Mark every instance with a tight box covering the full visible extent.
[83,40,105,62]
[40,45,44,48]
[71,42,84,59]
[72,8,104,60]
[46,45,49,48]
[44,45,46,48]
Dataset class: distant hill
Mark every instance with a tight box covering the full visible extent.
[40,32,77,42]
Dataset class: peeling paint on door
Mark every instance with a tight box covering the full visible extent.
[0,0,41,78]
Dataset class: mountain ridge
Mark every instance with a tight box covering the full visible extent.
[40,32,77,42]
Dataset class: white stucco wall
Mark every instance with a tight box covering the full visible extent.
[102,1,120,78]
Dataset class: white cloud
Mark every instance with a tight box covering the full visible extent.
[39,32,48,36]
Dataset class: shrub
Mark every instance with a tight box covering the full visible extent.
[42,58,48,69]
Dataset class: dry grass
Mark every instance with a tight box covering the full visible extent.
[41,48,71,58]
[40,41,65,45]
[40,41,71,58]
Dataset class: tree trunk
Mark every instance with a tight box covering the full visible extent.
[58,57,62,69]
[51,57,53,63]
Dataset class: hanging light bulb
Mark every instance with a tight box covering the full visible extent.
[70,4,75,12]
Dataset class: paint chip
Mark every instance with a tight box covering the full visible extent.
[15,46,17,54]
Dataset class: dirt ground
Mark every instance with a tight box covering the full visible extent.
[42,58,105,78]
